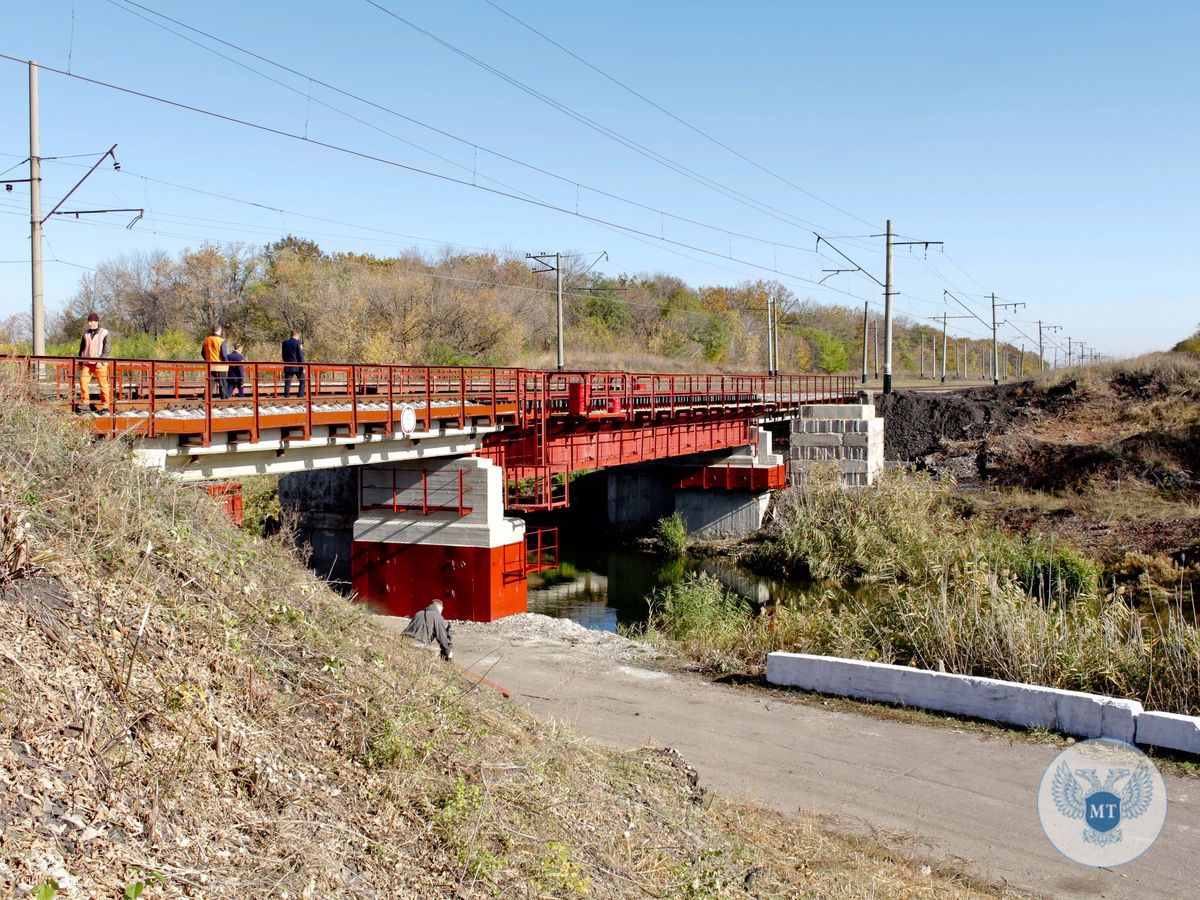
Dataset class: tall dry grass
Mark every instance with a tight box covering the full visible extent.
[648,469,1200,715]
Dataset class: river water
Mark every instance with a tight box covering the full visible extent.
[526,534,812,632]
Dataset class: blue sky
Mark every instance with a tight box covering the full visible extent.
[1,0,1197,356]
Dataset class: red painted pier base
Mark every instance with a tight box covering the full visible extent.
[351,539,526,622]
[351,457,529,622]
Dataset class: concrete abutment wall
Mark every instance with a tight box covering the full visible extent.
[788,401,885,487]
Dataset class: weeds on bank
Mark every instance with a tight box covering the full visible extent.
[647,469,1200,715]
[652,511,688,557]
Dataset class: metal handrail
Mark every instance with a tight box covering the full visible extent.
[3,354,859,442]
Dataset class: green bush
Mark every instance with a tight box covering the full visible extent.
[646,574,752,673]
[652,512,687,558]
[239,475,282,537]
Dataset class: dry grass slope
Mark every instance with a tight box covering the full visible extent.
[0,373,999,898]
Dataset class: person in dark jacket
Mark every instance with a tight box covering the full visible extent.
[226,344,246,398]
[282,329,305,398]
[402,599,453,660]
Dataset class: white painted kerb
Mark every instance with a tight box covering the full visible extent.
[766,652,1142,742]
[1135,710,1200,756]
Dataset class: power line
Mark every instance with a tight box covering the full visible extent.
[5,207,1007,360]
[359,0,854,237]
[0,55,875,306]
[478,0,878,230]
[0,170,1033,356]
[943,289,991,331]
[97,0,833,258]
[1,158,824,300]
[9,154,525,255]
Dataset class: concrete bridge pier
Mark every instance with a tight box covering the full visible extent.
[606,428,785,539]
[279,468,357,587]
[350,457,528,621]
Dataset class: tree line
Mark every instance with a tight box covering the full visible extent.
[2,235,1037,377]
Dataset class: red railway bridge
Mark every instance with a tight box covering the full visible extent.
[9,356,861,620]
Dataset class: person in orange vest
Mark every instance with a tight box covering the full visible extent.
[77,312,112,414]
[201,325,230,399]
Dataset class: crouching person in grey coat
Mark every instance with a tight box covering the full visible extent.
[402,598,453,660]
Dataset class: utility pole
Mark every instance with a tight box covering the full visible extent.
[29,61,43,358]
[929,314,972,383]
[873,319,879,380]
[860,302,868,385]
[883,220,895,393]
[883,220,892,393]
[990,294,998,385]
[1067,336,1073,367]
[990,293,1024,386]
[555,254,563,370]
[766,293,776,375]
[815,224,937,393]
[11,65,139,359]
[919,333,925,378]
[877,221,941,395]
[1019,343,1025,378]
[1038,321,1061,372]
[526,252,566,370]
[770,292,781,376]
[941,312,949,383]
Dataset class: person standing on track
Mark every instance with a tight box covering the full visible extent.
[76,312,111,415]
[282,329,306,398]
[201,325,229,400]
[226,344,246,399]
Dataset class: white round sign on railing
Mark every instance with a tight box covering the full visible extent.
[399,403,418,436]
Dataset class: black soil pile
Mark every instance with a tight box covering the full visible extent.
[875,379,1080,462]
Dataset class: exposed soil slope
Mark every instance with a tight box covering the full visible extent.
[876,354,1200,573]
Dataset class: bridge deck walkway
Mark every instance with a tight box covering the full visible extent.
[10,356,856,445]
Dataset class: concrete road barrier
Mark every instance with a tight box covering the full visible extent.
[766,652,1144,743]
[1135,710,1200,756]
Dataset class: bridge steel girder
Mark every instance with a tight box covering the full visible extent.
[483,415,758,483]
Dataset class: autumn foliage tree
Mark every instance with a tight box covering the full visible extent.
[42,236,1036,375]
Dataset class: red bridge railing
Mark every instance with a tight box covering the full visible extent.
[3,355,859,443]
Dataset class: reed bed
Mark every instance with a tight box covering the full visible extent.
[646,470,1200,715]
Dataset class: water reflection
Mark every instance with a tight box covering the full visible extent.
[526,535,811,632]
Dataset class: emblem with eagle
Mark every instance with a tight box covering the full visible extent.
[1052,761,1155,846]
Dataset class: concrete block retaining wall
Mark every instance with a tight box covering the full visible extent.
[790,404,884,487]
[765,652,1200,755]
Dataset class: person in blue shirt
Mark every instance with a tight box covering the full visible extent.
[282,330,305,398]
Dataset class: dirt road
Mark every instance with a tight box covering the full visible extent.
[432,614,1198,899]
